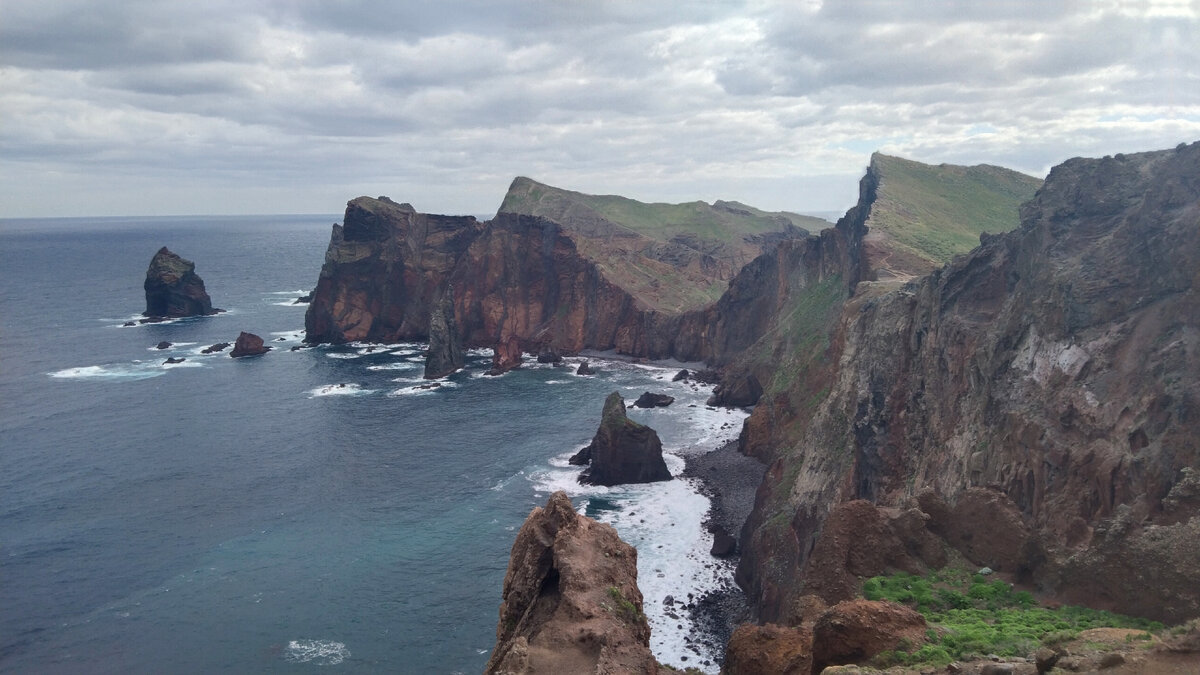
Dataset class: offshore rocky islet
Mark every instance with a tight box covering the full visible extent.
[302,143,1200,671]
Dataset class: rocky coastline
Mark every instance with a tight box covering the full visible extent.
[680,439,768,666]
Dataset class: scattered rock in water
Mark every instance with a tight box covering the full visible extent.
[155,341,172,350]
[163,357,186,365]
[230,332,270,358]
[672,369,690,382]
[123,321,137,327]
[201,342,231,354]
[633,392,675,408]
[142,247,221,319]
[292,292,312,304]
[274,337,287,341]
[576,361,595,376]
[290,345,303,351]
[573,392,671,486]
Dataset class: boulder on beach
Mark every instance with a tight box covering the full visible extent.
[230,332,270,358]
[487,335,523,375]
[572,392,671,486]
[143,247,221,319]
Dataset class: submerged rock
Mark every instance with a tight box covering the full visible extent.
[230,332,270,358]
[573,392,671,486]
[423,285,465,379]
[143,247,220,318]
[484,491,659,675]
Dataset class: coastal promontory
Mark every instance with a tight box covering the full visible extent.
[143,247,220,318]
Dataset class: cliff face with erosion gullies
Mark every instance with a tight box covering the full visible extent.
[485,491,660,675]
[304,179,823,361]
[736,142,1200,627]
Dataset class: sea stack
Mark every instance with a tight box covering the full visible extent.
[423,285,465,379]
[143,247,220,318]
[570,392,671,486]
[484,491,658,675]
[488,335,523,375]
[230,331,270,358]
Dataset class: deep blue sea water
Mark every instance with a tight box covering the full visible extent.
[0,216,745,674]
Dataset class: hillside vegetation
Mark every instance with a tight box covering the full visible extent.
[864,153,1042,279]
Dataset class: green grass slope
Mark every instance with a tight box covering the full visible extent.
[499,176,828,244]
[866,154,1042,278]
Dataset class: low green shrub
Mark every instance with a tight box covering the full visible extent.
[859,569,1164,665]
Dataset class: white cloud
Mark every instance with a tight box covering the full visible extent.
[1,1,1198,217]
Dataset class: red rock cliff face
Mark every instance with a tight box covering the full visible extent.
[304,197,812,362]
[737,143,1200,625]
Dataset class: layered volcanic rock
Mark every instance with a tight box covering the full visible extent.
[570,392,671,486]
[303,181,817,362]
[423,284,464,379]
[143,247,220,318]
[484,491,659,675]
[230,331,270,357]
[736,142,1200,625]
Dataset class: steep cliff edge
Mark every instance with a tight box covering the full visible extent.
[485,491,659,675]
[737,142,1200,625]
[304,181,812,360]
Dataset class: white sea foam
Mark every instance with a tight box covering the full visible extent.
[272,300,308,307]
[366,361,421,371]
[307,383,376,397]
[269,329,306,341]
[268,289,308,296]
[283,639,349,666]
[324,352,361,360]
[50,364,165,381]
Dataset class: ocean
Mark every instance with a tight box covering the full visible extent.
[0,216,746,674]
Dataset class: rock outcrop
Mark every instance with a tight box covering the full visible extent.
[484,491,659,675]
[143,247,220,318]
[423,285,465,379]
[571,392,671,486]
[809,599,928,672]
[488,335,523,375]
[229,331,270,358]
[633,392,674,408]
[736,142,1200,625]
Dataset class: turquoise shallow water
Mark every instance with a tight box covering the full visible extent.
[0,216,742,673]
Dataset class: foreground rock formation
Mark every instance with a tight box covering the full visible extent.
[736,142,1200,625]
[570,392,671,486]
[143,247,220,318]
[485,491,659,675]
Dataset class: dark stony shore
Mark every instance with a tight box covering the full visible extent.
[681,439,768,665]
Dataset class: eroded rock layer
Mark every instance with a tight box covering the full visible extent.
[737,142,1200,625]
[485,491,659,675]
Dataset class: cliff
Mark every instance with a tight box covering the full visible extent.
[485,491,660,674]
[303,181,816,361]
[736,142,1200,625]
[143,247,220,318]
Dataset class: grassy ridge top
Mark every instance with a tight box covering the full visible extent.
[498,176,828,244]
[868,154,1043,272]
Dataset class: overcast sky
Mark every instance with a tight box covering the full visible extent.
[2,1,1198,218]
